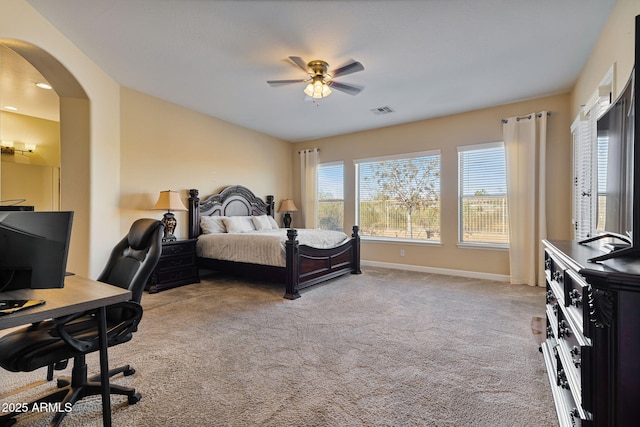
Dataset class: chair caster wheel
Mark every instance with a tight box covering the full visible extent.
[128,392,142,404]
[124,367,136,376]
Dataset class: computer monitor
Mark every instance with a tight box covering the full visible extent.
[0,206,35,211]
[0,211,73,291]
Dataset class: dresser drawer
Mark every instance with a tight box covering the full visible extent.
[542,341,591,427]
[546,283,560,339]
[557,308,591,413]
[545,249,567,305]
[161,240,196,256]
[564,269,593,338]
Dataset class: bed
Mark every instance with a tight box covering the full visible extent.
[187,185,361,299]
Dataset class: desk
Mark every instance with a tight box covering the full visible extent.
[0,275,131,427]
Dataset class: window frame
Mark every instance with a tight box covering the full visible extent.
[316,161,344,232]
[354,150,441,244]
[571,65,614,240]
[457,141,509,250]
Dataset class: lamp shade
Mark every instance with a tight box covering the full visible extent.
[152,190,187,211]
[278,199,298,213]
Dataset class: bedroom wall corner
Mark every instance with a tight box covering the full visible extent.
[119,87,292,238]
[570,0,640,118]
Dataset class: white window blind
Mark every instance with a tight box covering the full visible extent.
[354,150,440,241]
[457,142,508,246]
[317,162,344,231]
[572,83,611,239]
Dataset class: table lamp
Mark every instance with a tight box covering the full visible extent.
[278,199,298,228]
[152,190,187,241]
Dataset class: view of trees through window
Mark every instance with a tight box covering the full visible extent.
[317,146,509,246]
[356,152,441,241]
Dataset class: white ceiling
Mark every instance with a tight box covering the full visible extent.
[10,0,617,142]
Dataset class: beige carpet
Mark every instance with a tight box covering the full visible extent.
[0,268,557,426]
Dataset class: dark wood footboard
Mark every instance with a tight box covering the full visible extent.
[188,186,361,299]
[284,226,361,299]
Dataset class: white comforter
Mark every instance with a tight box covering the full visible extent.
[197,229,350,267]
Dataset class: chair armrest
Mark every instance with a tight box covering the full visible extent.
[53,302,143,353]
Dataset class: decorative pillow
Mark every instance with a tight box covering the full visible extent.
[200,216,227,234]
[223,216,255,233]
[252,215,272,231]
[268,215,280,229]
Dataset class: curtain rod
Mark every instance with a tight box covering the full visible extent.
[501,111,551,124]
[298,148,320,154]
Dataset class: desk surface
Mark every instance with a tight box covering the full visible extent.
[0,275,131,330]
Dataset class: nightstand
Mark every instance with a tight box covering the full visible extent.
[146,239,199,293]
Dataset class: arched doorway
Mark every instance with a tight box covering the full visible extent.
[0,39,91,276]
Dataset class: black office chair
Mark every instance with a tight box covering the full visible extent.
[0,218,163,427]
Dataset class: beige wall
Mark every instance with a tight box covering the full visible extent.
[1,1,121,277]
[294,94,572,278]
[0,111,60,167]
[571,0,640,118]
[0,162,55,210]
[2,0,637,281]
[0,111,60,210]
[119,88,294,239]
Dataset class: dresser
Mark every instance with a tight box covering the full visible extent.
[146,239,199,293]
[541,239,640,427]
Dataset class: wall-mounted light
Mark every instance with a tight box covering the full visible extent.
[1,140,36,155]
[1,140,14,155]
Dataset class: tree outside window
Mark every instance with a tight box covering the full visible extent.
[356,151,440,241]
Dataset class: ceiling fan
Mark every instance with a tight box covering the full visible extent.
[267,56,364,99]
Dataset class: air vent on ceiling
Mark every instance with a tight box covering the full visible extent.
[370,106,395,115]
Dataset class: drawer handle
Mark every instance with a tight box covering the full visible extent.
[569,289,582,307]
[546,290,555,304]
[559,320,571,338]
[558,369,569,389]
[571,346,581,367]
[552,270,563,283]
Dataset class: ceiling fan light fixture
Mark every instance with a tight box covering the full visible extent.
[304,76,331,99]
[267,56,363,99]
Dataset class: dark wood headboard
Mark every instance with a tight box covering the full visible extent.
[188,185,275,238]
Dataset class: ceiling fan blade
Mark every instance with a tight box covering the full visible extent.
[288,56,308,72]
[327,81,363,96]
[267,79,306,86]
[331,60,364,77]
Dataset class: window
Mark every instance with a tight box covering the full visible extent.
[317,162,344,231]
[571,66,612,239]
[355,151,440,241]
[457,142,508,246]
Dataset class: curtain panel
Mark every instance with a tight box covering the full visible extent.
[503,112,548,286]
[299,148,319,228]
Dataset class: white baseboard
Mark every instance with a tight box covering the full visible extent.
[361,260,511,283]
